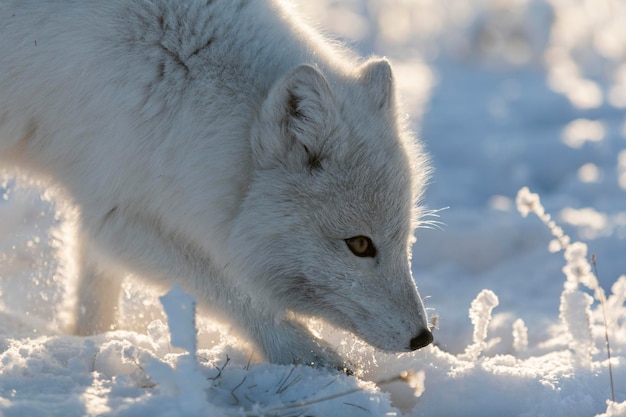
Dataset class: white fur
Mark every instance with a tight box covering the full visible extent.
[0,0,432,369]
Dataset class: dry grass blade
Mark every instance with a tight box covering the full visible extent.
[250,371,419,416]
[591,254,615,403]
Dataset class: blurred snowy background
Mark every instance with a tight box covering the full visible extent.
[296,0,626,353]
[1,0,625,416]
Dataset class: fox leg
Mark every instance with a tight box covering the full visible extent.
[72,240,123,335]
[70,209,350,370]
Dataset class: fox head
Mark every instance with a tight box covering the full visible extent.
[232,59,432,353]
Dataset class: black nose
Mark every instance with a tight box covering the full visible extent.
[410,329,433,350]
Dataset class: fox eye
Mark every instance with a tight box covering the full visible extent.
[345,236,377,258]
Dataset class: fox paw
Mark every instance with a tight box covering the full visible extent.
[295,342,354,375]
[257,319,354,374]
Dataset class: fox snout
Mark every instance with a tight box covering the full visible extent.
[351,292,433,353]
[410,328,434,350]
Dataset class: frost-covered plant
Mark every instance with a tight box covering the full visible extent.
[516,187,605,297]
[516,187,615,398]
[460,289,499,362]
[560,288,595,368]
[149,285,214,414]
[512,318,529,354]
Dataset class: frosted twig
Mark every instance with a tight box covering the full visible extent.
[230,374,247,405]
[516,187,570,250]
[460,289,499,361]
[516,187,617,400]
[207,354,230,381]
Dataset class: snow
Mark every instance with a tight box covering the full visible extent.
[1,0,626,415]
[159,285,198,353]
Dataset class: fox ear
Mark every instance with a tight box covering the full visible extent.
[252,65,336,169]
[360,58,396,110]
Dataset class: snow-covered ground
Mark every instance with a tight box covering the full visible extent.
[1,1,625,416]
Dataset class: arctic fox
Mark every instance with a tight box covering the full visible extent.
[0,0,433,369]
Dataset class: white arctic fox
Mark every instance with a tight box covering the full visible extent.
[0,0,433,369]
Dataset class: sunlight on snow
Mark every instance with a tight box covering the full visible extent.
[619,150,626,190]
[301,0,626,113]
[561,119,605,148]
[577,163,601,183]
[546,0,626,109]
[609,64,626,107]
[559,207,609,240]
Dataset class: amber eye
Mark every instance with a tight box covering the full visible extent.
[345,236,377,258]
